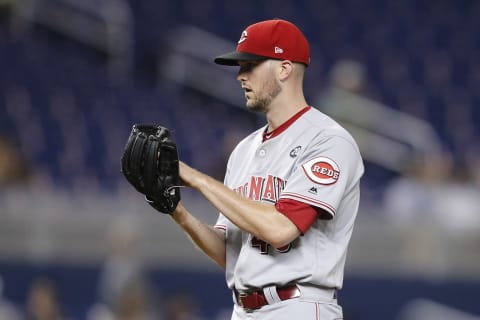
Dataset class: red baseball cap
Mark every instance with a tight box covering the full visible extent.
[214,19,310,66]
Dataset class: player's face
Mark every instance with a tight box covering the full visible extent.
[237,60,282,112]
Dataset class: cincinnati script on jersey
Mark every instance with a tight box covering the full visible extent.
[232,175,286,203]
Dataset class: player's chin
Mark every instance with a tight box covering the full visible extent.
[245,99,256,110]
[246,102,264,113]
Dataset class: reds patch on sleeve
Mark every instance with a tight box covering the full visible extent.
[302,156,340,185]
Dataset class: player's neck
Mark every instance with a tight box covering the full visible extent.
[265,98,308,132]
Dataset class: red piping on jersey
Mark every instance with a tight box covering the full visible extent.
[280,192,336,217]
[275,199,321,234]
[262,106,311,142]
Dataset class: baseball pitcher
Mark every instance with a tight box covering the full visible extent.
[121,19,364,320]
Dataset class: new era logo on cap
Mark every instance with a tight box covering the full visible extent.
[214,19,310,66]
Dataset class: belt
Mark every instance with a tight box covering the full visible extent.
[234,284,301,311]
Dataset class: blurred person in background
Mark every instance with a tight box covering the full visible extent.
[323,59,367,94]
[112,279,156,320]
[315,57,444,163]
[95,218,154,318]
[382,151,480,276]
[0,135,30,188]
[465,145,480,187]
[24,277,69,320]
[315,59,369,117]
[383,151,480,231]
[162,291,205,320]
[0,275,22,320]
[315,59,445,205]
[382,152,454,226]
[85,303,115,320]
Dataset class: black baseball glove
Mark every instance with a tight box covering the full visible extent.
[121,124,181,214]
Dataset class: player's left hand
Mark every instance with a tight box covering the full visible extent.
[121,124,181,214]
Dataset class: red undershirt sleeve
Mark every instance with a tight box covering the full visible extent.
[275,198,329,235]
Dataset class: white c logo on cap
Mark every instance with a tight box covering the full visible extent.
[238,30,248,44]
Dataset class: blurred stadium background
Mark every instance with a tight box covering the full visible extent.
[0,0,480,319]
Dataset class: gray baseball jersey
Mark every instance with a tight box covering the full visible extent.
[215,106,364,291]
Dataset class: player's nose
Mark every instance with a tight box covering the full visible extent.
[237,69,247,82]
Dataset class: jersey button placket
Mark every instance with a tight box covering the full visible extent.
[257,147,267,158]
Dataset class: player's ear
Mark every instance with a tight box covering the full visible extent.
[278,60,294,81]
